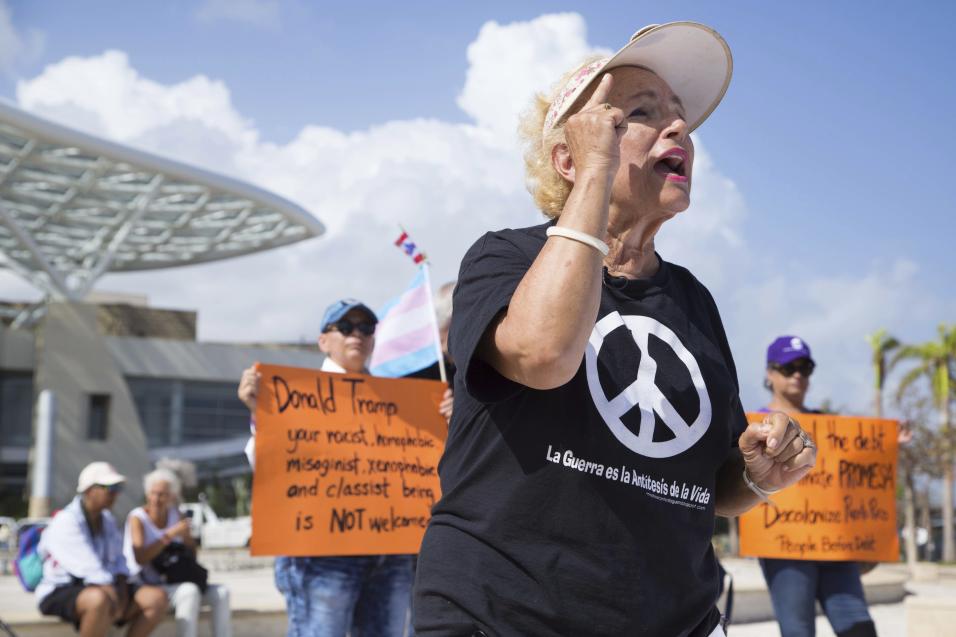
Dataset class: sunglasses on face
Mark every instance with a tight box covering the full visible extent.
[771,359,815,377]
[325,318,375,337]
[97,483,124,494]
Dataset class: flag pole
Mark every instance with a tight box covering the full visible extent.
[420,261,448,384]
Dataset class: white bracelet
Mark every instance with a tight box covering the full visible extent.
[742,468,779,503]
[546,226,609,256]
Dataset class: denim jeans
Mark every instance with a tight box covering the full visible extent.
[275,555,415,637]
[759,558,876,637]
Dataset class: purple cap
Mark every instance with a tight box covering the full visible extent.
[766,335,814,366]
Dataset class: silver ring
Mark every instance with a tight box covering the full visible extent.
[798,429,815,449]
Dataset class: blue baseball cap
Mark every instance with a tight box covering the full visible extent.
[320,299,377,333]
[767,335,814,366]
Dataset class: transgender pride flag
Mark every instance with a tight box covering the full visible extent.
[370,266,442,378]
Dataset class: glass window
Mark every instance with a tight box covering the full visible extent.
[126,378,248,447]
[87,394,110,440]
[182,382,248,442]
[127,378,174,447]
[0,373,34,447]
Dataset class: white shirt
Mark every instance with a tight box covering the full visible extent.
[36,496,129,602]
[122,506,184,584]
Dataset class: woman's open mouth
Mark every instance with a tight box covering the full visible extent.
[653,148,688,183]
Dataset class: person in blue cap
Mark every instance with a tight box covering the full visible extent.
[238,299,414,637]
[759,335,876,637]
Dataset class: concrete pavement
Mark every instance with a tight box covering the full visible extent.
[1,553,954,635]
[0,555,284,637]
[729,601,907,637]
[719,557,908,623]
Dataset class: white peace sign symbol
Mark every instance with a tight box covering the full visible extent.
[585,312,712,458]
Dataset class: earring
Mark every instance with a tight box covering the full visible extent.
[763,379,772,390]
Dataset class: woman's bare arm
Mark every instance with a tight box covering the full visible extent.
[481,74,624,389]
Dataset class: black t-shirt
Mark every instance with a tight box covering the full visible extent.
[413,222,747,637]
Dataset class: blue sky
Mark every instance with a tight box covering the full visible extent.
[1,0,954,413]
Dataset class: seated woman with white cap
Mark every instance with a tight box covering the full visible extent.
[124,468,232,637]
[36,461,168,637]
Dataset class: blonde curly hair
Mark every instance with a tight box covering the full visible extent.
[518,55,605,219]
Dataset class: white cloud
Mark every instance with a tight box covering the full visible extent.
[457,12,609,141]
[8,25,553,341]
[0,14,793,352]
[728,259,941,413]
[6,12,937,416]
[8,13,611,343]
[17,50,256,148]
[194,0,280,29]
[0,0,44,73]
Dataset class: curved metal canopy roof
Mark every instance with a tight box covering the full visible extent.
[0,100,324,301]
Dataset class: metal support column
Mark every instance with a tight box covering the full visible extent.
[28,390,56,518]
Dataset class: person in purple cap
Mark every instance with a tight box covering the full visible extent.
[764,336,818,414]
[237,299,414,637]
[759,335,876,637]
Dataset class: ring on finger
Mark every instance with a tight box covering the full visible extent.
[798,429,815,449]
[603,103,612,111]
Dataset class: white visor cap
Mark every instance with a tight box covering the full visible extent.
[76,461,126,493]
[543,21,733,135]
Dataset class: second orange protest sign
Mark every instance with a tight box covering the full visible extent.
[739,413,899,562]
[250,364,447,556]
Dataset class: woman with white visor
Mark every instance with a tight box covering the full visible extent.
[413,21,818,636]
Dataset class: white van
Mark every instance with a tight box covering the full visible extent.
[179,498,251,549]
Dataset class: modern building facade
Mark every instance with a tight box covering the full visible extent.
[0,297,326,517]
[0,101,325,517]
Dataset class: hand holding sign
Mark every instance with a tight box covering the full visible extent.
[739,411,817,493]
[238,364,262,411]
[439,388,453,421]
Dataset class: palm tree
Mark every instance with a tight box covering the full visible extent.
[867,329,916,564]
[866,329,900,418]
[893,324,956,562]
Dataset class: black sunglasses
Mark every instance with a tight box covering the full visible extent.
[771,359,815,377]
[326,318,375,337]
[96,483,124,494]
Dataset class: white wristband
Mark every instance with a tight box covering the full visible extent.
[742,468,779,503]
[546,226,609,256]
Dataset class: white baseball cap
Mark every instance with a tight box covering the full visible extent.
[543,21,733,135]
[76,461,126,493]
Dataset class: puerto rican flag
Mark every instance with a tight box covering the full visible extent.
[370,266,440,377]
[394,229,426,264]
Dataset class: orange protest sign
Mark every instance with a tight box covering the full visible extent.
[739,414,899,562]
[249,364,447,556]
